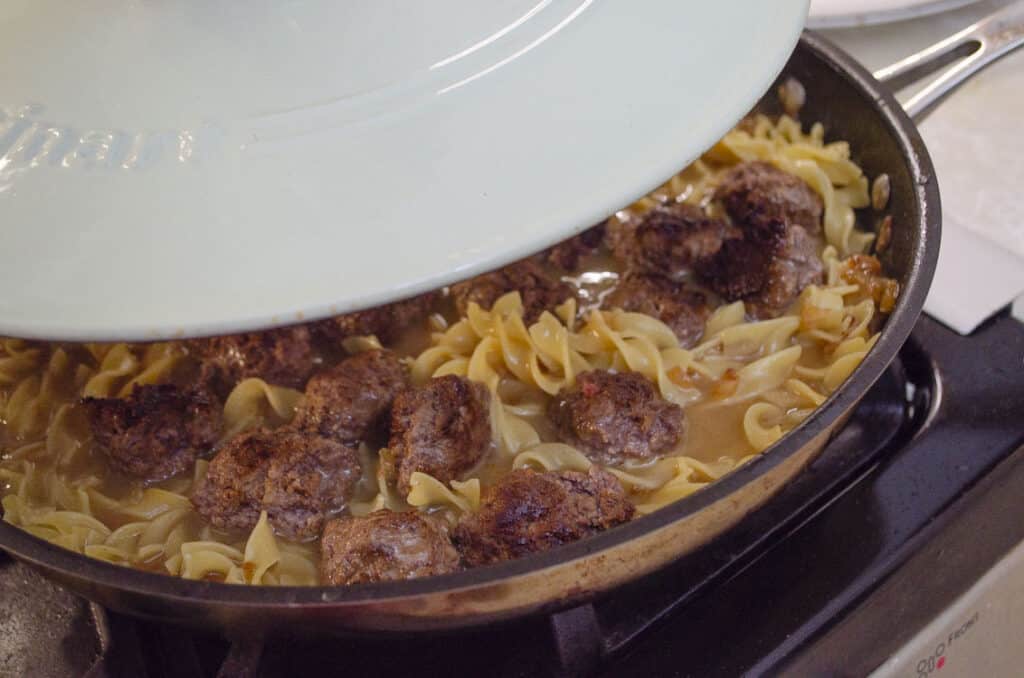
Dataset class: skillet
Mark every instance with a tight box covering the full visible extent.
[1,6,1021,635]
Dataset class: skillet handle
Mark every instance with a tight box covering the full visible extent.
[873,1,1024,122]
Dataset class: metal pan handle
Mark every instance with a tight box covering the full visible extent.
[873,1,1024,122]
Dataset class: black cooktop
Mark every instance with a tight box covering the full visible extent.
[2,312,1022,678]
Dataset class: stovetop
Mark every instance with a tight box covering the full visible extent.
[2,312,1022,678]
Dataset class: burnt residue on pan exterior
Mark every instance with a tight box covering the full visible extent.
[0,31,940,635]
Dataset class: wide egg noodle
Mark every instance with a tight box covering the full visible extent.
[718,345,803,406]
[77,342,183,400]
[634,456,755,515]
[743,402,785,452]
[4,349,89,439]
[241,511,281,584]
[694,316,801,365]
[178,541,244,581]
[174,512,316,586]
[406,473,481,516]
[81,344,139,398]
[121,343,185,396]
[0,339,43,386]
[703,301,747,338]
[513,443,593,473]
[221,378,304,440]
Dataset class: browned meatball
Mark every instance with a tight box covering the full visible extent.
[292,350,408,445]
[604,272,712,348]
[187,325,317,391]
[384,375,491,496]
[449,259,574,325]
[697,219,824,319]
[609,202,739,279]
[713,161,823,234]
[548,370,684,466]
[192,428,360,540]
[316,292,438,345]
[543,224,606,271]
[320,510,461,585]
[453,467,635,566]
[83,384,221,483]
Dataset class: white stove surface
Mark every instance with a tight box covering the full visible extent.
[870,539,1024,677]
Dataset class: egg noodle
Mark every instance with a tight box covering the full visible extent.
[0,115,885,585]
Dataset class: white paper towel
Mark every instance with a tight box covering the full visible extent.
[923,219,1024,333]
[1014,294,1024,323]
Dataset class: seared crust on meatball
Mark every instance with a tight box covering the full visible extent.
[453,467,635,566]
[320,510,461,585]
[262,435,362,540]
[316,292,438,345]
[192,428,360,539]
[544,224,606,271]
[744,223,824,318]
[714,161,823,234]
[610,203,739,279]
[191,429,274,533]
[292,350,408,445]
[187,325,317,391]
[449,259,574,324]
[83,384,221,484]
[697,219,823,319]
[605,272,712,348]
[696,220,781,301]
[384,375,491,496]
[549,370,684,466]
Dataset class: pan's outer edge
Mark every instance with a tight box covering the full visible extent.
[0,31,941,633]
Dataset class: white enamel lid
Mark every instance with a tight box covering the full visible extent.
[0,0,808,340]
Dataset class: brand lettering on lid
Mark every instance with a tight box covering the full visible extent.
[0,105,223,174]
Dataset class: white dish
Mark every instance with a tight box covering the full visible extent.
[808,0,983,28]
[0,0,807,341]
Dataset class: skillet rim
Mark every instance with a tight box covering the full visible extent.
[0,30,940,612]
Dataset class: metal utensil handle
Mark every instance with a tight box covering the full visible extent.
[873,1,1024,121]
